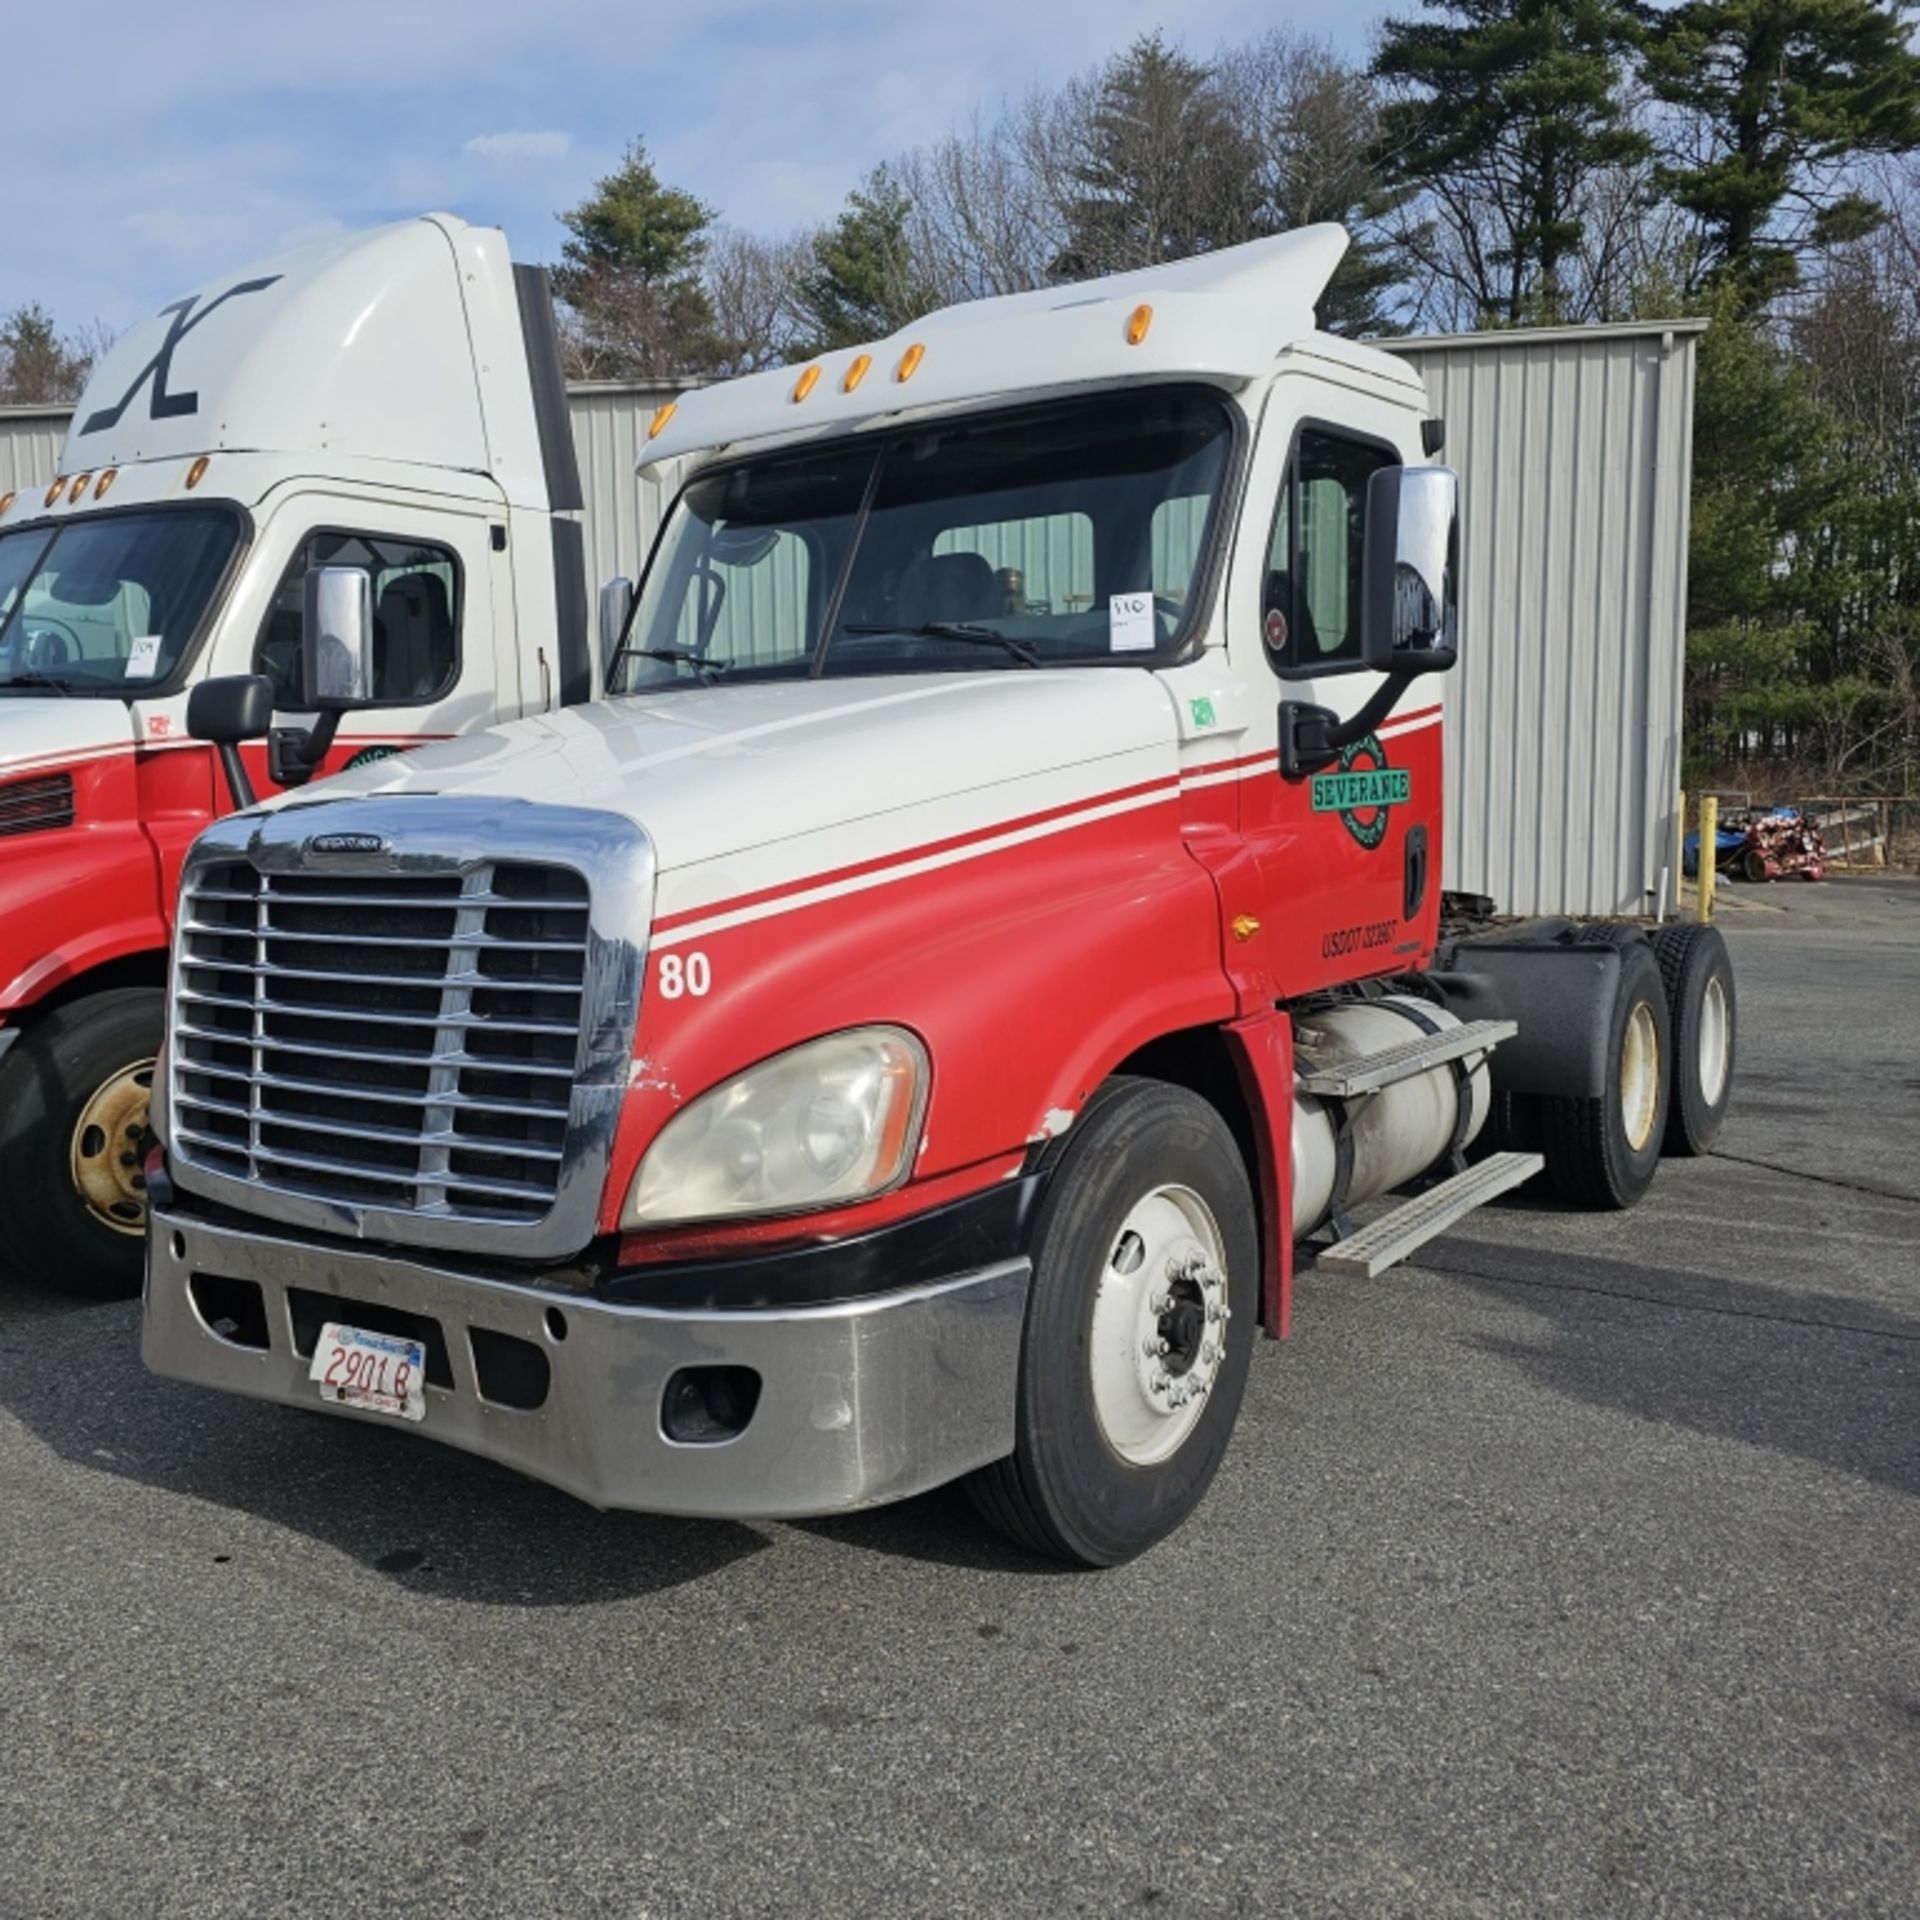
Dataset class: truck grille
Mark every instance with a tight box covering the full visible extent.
[0,771,75,838]
[171,859,591,1225]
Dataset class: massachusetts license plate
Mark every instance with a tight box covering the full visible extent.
[309,1322,428,1423]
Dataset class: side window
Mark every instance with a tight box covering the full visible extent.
[254,532,460,706]
[1263,429,1397,672]
[933,512,1094,617]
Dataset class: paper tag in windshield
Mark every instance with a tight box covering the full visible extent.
[1108,593,1155,653]
[123,635,164,680]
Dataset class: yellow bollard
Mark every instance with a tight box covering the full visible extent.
[1697,795,1718,923]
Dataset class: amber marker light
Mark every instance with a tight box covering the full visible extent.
[842,353,872,393]
[791,364,822,403]
[0,492,15,517]
[648,401,677,439]
[895,343,925,383]
[44,478,66,507]
[185,455,211,489]
[94,468,117,500]
[68,473,93,503]
[1126,303,1154,345]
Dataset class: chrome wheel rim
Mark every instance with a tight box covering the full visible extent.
[1698,975,1731,1107]
[1620,1002,1661,1153]
[70,1058,154,1235]
[1088,1184,1231,1467]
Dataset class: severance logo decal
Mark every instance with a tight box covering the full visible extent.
[1310,734,1410,850]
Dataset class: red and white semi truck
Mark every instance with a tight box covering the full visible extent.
[136,223,1736,1564]
[0,216,595,1292]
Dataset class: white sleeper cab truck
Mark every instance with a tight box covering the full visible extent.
[0,215,593,1294]
[141,227,1738,1565]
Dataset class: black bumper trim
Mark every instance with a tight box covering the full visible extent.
[601,1176,1047,1311]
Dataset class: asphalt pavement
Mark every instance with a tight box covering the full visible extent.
[1,875,1915,1918]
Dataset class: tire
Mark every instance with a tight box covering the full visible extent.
[0,988,163,1297]
[1648,924,1735,1156]
[1535,938,1671,1210]
[966,1079,1258,1567]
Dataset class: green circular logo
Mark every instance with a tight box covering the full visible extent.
[1308,733,1410,850]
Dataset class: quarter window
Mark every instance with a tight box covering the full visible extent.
[1264,429,1397,672]
[254,532,460,707]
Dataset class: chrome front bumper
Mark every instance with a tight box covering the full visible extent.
[143,1206,1030,1519]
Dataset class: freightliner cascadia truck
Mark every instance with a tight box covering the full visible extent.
[137,224,1737,1564]
[0,216,595,1293]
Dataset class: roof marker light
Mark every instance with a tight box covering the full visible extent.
[1126,303,1154,345]
[0,492,14,517]
[648,401,677,439]
[895,343,925,383]
[792,364,822,403]
[185,455,210,490]
[94,468,117,500]
[843,353,872,393]
[44,478,66,507]
[68,473,93,503]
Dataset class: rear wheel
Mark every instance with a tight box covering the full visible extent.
[0,989,162,1297]
[1536,939,1671,1210]
[966,1080,1257,1567]
[1649,924,1735,1156]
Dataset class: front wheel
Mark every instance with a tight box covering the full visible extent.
[966,1079,1258,1567]
[0,988,163,1297]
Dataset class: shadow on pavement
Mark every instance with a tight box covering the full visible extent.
[0,1295,770,1604]
[1424,1234,1920,1499]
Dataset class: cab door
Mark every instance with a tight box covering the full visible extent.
[1227,390,1441,996]
[234,498,501,782]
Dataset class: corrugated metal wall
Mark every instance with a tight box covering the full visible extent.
[3,326,1696,915]
[1391,323,1700,917]
[0,407,68,496]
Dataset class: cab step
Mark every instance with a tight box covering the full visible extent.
[1295,1018,1516,1097]
[1312,1151,1544,1279]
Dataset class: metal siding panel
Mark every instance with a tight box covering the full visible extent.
[1394,329,1693,916]
[0,411,68,495]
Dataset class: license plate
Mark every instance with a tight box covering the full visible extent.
[309,1322,428,1423]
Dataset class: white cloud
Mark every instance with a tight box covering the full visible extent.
[463,131,572,161]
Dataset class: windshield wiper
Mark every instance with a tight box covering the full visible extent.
[842,622,1044,668]
[0,671,72,695]
[619,645,731,685]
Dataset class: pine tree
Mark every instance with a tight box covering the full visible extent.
[1644,0,1920,309]
[795,167,929,351]
[1373,0,1649,323]
[1053,34,1263,279]
[551,140,718,378]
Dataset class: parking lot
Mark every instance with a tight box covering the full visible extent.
[1,877,1914,1918]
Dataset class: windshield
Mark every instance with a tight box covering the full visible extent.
[0,507,241,695]
[611,388,1235,691]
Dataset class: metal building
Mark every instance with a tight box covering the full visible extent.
[0,406,69,497]
[2,321,1698,915]
[1392,322,1702,918]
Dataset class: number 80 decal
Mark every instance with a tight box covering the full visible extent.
[657,951,712,999]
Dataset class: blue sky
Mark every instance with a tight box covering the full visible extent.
[4,0,1370,333]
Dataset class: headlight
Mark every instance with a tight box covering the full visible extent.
[622,1026,929,1227]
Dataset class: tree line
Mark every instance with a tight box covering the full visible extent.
[10,2,1920,791]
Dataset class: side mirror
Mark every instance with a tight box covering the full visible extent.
[1362,465,1459,675]
[301,566,375,709]
[187,673,275,811]
[187,673,274,746]
[598,575,634,669]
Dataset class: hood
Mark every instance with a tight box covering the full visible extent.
[0,698,136,778]
[285,672,1180,875]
